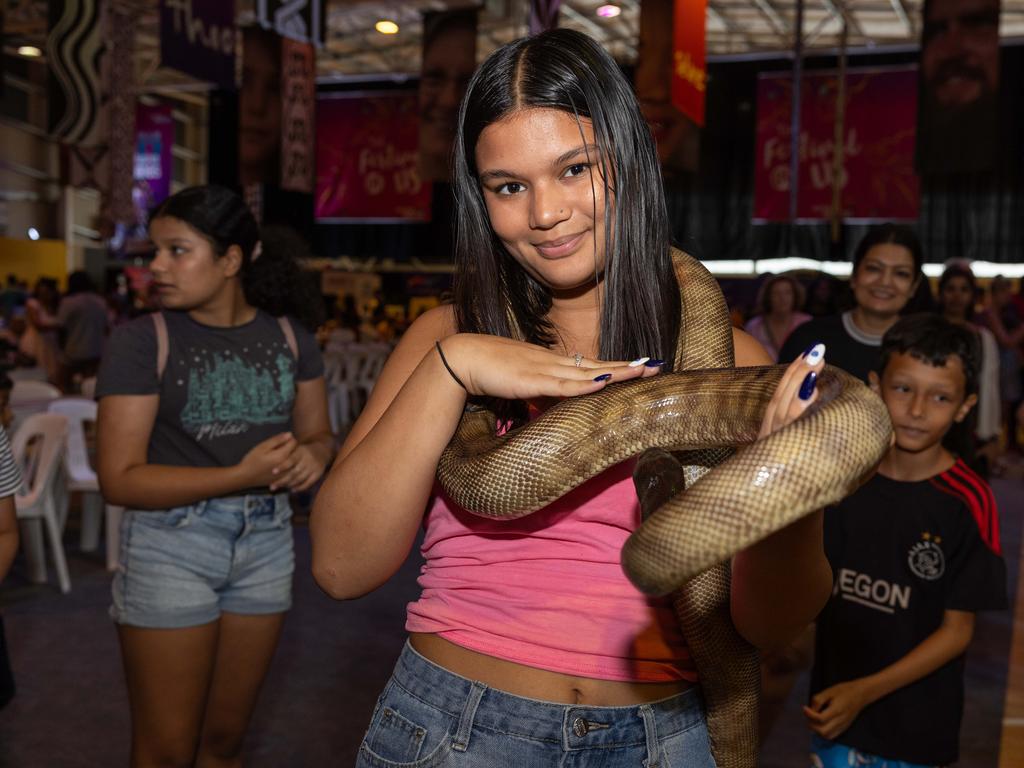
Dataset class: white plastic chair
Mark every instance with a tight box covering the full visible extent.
[47,398,124,570]
[323,352,352,435]
[9,379,63,439]
[8,367,49,383]
[350,343,390,414]
[12,412,71,593]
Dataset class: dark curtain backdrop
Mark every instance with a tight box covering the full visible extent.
[668,45,1023,266]
[311,46,1023,267]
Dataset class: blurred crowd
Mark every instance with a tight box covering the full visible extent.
[3,259,1023,475]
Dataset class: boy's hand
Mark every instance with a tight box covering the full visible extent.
[802,678,873,740]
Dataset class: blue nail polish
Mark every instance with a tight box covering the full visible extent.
[799,371,818,400]
[644,359,665,368]
[594,373,612,382]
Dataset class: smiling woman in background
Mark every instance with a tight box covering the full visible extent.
[779,224,924,383]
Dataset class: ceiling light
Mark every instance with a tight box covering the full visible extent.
[375,20,399,34]
[27,227,40,241]
[17,46,42,58]
[596,5,621,18]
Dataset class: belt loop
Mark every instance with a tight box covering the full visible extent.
[639,704,660,768]
[451,681,486,753]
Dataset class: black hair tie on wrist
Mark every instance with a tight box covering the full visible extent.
[435,340,467,391]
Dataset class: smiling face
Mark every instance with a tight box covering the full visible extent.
[475,108,609,296]
[850,243,919,319]
[148,216,241,312]
[870,351,976,454]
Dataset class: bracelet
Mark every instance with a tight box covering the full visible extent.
[435,340,467,391]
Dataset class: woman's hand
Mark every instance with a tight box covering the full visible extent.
[237,432,298,488]
[438,333,664,401]
[269,442,331,492]
[758,343,825,439]
[803,678,873,740]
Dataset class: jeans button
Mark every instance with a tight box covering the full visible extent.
[572,717,588,737]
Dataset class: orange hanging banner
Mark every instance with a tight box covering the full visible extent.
[671,0,707,127]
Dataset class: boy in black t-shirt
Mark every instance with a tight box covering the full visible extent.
[807,314,1007,768]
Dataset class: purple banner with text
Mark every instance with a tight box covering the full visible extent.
[160,0,236,89]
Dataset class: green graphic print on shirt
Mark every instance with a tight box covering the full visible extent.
[177,341,295,442]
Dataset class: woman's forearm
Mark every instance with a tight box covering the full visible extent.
[730,510,832,650]
[311,346,466,600]
[100,463,249,509]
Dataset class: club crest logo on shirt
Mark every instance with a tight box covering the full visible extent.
[907,531,945,581]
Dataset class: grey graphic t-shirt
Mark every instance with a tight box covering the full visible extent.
[96,310,323,469]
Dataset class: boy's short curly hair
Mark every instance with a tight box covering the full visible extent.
[878,314,979,396]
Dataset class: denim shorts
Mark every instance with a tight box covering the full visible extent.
[357,642,718,768]
[111,493,294,629]
[810,736,940,768]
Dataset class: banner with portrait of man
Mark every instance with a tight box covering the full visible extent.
[418,9,478,183]
[917,0,1001,174]
[239,26,283,187]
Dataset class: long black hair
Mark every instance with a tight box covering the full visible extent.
[150,185,323,330]
[451,29,679,371]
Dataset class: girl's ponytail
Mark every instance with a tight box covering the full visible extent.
[243,225,324,331]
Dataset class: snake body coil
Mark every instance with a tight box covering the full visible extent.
[437,251,893,766]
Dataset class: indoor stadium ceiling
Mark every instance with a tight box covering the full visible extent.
[3,0,1024,81]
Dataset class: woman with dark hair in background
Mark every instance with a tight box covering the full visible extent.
[938,263,1001,471]
[18,278,61,383]
[981,276,1024,460]
[95,185,332,767]
[779,224,924,383]
[744,274,812,362]
[312,29,831,766]
[57,270,110,390]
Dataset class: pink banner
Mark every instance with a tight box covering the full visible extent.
[754,67,920,221]
[315,93,431,222]
[134,104,174,205]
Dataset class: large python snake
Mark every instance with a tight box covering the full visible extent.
[436,250,893,767]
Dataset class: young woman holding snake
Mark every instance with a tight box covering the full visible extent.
[312,29,833,767]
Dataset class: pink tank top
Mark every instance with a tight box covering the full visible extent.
[406,457,697,683]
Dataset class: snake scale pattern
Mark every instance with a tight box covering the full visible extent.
[437,251,893,766]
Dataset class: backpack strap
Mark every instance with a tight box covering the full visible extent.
[152,312,169,382]
[277,315,299,361]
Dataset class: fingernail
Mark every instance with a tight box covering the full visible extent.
[804,343,826,366]
[799,371,818,400]
[644,359,665,368]
[594,373,612,382]
[629,356,651,367]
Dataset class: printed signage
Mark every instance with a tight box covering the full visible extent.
[160,0,236,89]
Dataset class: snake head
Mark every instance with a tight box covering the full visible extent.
[633,448,686,522]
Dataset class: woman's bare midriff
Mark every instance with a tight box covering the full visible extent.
[410,633,695,706]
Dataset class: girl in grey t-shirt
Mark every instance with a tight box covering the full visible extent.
[96,186,332,766]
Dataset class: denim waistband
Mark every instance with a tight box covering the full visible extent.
[392,641,705,750]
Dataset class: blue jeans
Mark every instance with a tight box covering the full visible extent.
[357,642,717,768]
[111,493,294,628]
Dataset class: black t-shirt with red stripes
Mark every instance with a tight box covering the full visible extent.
[810,458,1007,765]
